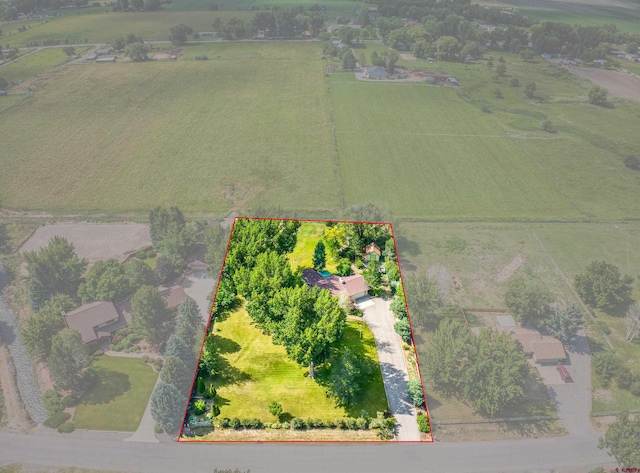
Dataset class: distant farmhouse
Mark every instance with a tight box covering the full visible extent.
[302,268,369,301]
[63,285,187,345]
[497,325,566,364]
[365,66,387,80]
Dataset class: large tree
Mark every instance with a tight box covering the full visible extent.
[203,224,229,276]
[327,348,371,406]
[24,236,87,310]
[598,412,640,467]
[160,356,192,392]
[504,276,553,325]
[23,294,77,361]
[148,206,194,267]
[462,328,529,417]
[424,318,470,394]
[545,303,583,344]
[169,24,193,46]
[124,42,149,61]
[78,259,130,303]
[403,273,441,325]
[150,381,188,433]
[198,332,219,376]
[49,328,91,391]
[130,285,174,348]
[588,85,608,105]
[312,240,326,271]
[625,301,640,342]
[575,261,633,311]
[165,332,193,363]
[124,258,158,289]
[176,296,202,349]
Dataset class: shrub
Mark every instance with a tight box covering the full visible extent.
[592,351,617,387]
[630,381,640,397]
[510,77,520,87]
[142,355,150,363]
[229,417,241,429]
[616,366,634,390]
[394,319,412,343]
[153,359,163,371]
[43,390,63,415]
[203,384,217,399]
[624,155,640,170]
[326,419,336,429]
[417,414,430,433]
[44,411,71,429]
[281,421,290,429]
[218,418,230,428]
[291,417,305,430]
[595,320,611,335]
[240,418,252,428]
[356,417,369,430]
[57,421,75,433]
[345,417,358,430]
[197,377,205,394]
[193,399,206,415]
[407,379,424,407]
[540,120,555,133]
[355,259,364,269]
[482,104,490,113]
[154,424,164,434]
[493,88,503,98]
[334,418,346,429]
[61,395,77,408]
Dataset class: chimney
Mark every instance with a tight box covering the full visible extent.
[339,277,345,285]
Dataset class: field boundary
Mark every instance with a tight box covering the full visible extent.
[434,415,558,425]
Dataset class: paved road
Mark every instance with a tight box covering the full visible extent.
[0,271,47,424]
[362,298,420,441]
[0,428,614,473]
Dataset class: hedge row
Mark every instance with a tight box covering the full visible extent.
[44,411,71,429]
[214,415,394,431]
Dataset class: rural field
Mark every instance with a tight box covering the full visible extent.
[0,49,70,85]
[0,43,339,214]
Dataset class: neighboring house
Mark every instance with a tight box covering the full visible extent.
[85,53,98,60]
[65,285,188,345]
[63,301,129,345]
[365,242,381,262]
[365,66,387,79]
[95,48,112,56]
[96,57,116,63]
[302,268,369,301]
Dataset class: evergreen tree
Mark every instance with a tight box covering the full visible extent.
[150,381,188,433]
[312,240,326,271]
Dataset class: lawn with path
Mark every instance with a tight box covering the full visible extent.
[73,355,158,432]
[207,306,387,422]
[288,222,338,274]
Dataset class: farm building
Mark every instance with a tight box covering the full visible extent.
[498,325,566,364]
[365,66,387,79]
[302,268,369,301]
[96,57,117,63]
[84,52,98,60]
[365,242,381,262]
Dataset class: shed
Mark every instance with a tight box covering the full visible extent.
[96,57,116,62]
[532,337,566,364]
[365,242,381,262]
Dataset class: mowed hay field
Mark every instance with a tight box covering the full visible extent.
[0,42,339,213]
[0,48,69,84]
[330,74,577,220]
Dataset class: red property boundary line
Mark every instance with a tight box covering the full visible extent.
[177,216,433,443]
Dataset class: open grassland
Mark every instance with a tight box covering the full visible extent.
[0,42,339,214]
[288,221,338,273]
[165,0,358,12]
[207,307,387,421]
[1,10,253,47]
[0,49,68,84]
[371,48,640,221]
[72,355,158,431]
[518,8,640,34]
[330,73,578,220]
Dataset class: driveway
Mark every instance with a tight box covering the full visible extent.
[541,329,597,437]
[181,271,215,325]
[361,298,420,441]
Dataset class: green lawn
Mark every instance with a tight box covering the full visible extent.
[0,42,338,214]
[0,49,68,84]
[288,221,338,273]
[206,306,387,421]
[73,355,158,431]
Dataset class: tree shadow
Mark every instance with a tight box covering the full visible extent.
[214,335,241,355]
[80,368,131,405]
[279,412,293,423]
[395,235,421,258]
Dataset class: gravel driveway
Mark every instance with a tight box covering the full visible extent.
[361,298,420,441]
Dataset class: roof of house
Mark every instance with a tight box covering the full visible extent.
[64,301,121,343]
[159,285,188,309]
[302,268,369,299]
[366,66,387,76]
[365,242,381,255]
[533,337,566,361]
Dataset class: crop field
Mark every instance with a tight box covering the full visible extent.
[0,49,69,84]
[517,8,640,34]
[330,73,578,220]
[0,42,339,214]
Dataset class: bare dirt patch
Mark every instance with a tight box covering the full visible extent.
[0,345,34,433]
[400,53,417,61]
[495,254,525,283]
[559,64,640,101]
[20,223,150,262]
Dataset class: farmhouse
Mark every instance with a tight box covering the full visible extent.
[64,285,188,345]
[498,326,566,364]
[365,66,387,80]
[301,268,369,301]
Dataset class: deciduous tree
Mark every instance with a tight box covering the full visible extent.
[588,85,608,105]
[169,24,193,46]
[49,328,91,391]
[575,261,633,311]
[131,285,174,348]
[545,303,583,344]
[598,412,640,467]
[23,294,77,361]
[78,259,130,304]
[504,276,553,325]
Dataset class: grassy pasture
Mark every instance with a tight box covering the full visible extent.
[73,355,158,431]
[0,49,68,84]
[206,306,387,421]
[2,10,254,47]
[518,7,640,34]
[330,73,577,220]
[0,42,339,214]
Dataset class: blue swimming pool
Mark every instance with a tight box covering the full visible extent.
[319,270,332,278]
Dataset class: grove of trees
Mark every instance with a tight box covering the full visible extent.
[575,261,633,311]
